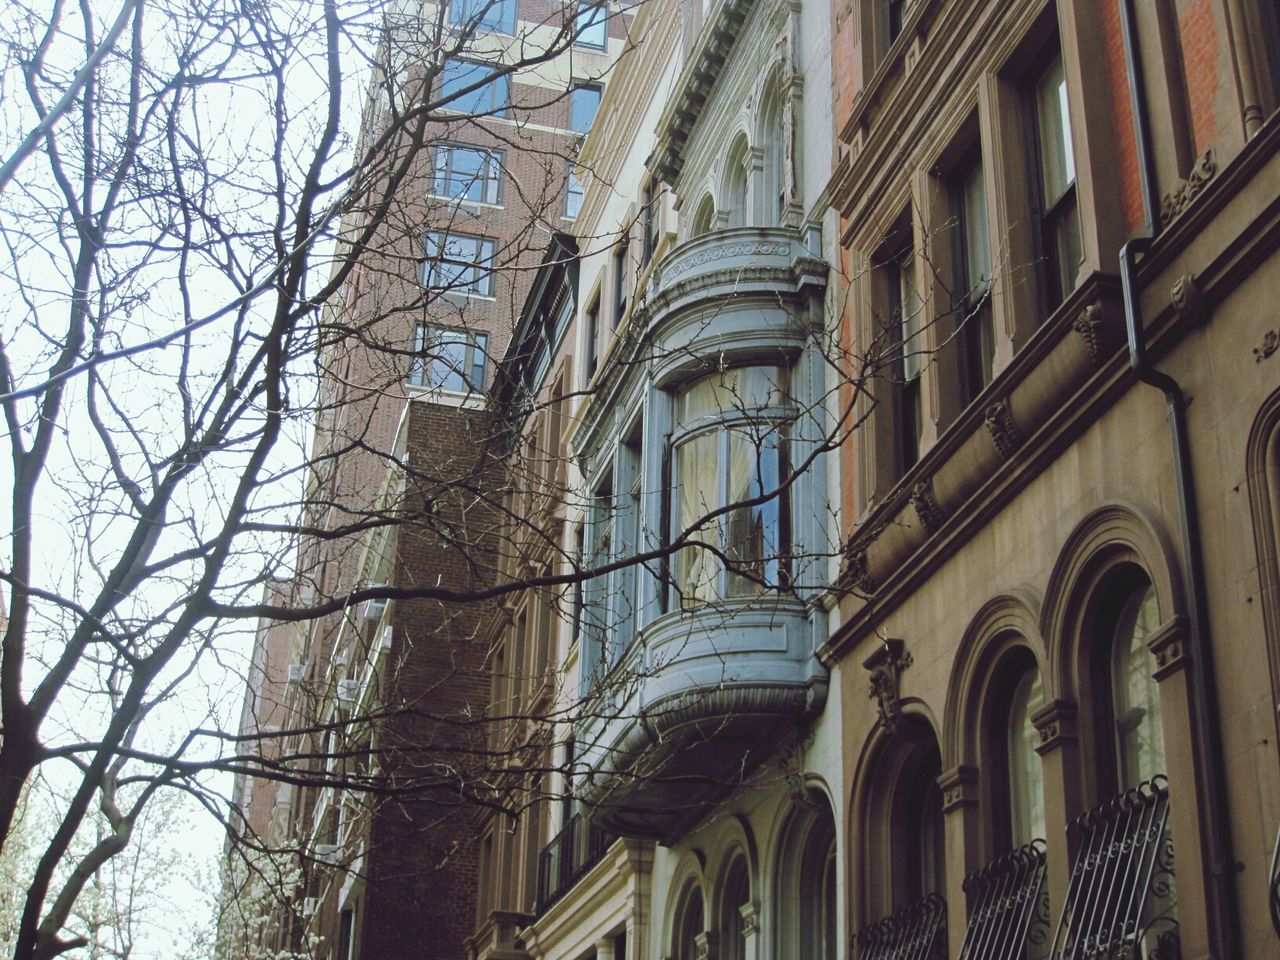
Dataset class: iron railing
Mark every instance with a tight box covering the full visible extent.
[1047,775,1179,959]
[855,892,947,960]
[957,839,1049,960]
[535,813,615,915]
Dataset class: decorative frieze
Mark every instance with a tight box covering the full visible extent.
[1031,698,1078,755]
[984,399,1024,459]
[863,638,912,732]
[911,478,946,534]
[1160,149,1216,226]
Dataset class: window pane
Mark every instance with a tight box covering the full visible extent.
[725,428,785,596]
[570,84,602,134]
[677,367,786,423]
[1112,585,1166,787]
[1034,57,1076,207]
[674,431,720,607]
[576,3,607,48]
[960,161,990,299]
[1007,667,1045,847]
[423,232,495,295]
[433,145,500,203]
[440,59,509,118]
[449,0,516,34]
[897,252,923,382]
[565,169,584,218]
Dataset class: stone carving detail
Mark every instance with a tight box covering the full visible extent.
[984,399,1024,459]
[659,239,793,284]
[938,765,979,813]
[739,902,760,937]
[1031,699,1078,754]
[1160,149,1216,226]
[844,545,875,593]
[863,638,913,732]
[911,478,945,534]
[1171,272,1206,326]
[694,931,719,960]
[1073,302,1118,364]
[1255,330,1279,364]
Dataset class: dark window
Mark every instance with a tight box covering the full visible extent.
[440,58,510,118]
[575,2,607,48]
[1028,52,1081,314]
[580,469,613,694]
[422,231,496,296]
[570,82,602,134]
[640,181,657,267]
[448,0,516,35]
[411,325,489,393]
[612,242,629,325]
[953,154,993,403]
[565,167,584,218]
[884,0,905,49]
[584,296,600,381]
[432,144,502,203]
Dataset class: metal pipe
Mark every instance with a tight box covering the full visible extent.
[1120,238,1239,957]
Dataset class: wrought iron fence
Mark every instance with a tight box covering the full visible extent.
[1047,775,1178,959]
[854,892,947,960]
[957,838,1049,959]
[535,813,616,915]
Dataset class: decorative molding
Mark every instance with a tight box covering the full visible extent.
[1031,698,1078,755]
[984,399,1024,459]
[694,931,719,960]
[863,638,913,732]
[1254,329,1278,364]
[844,545,876,593]
[1170,272,1206,326]
[938,764,979,812]
[657,238,795,283]
[911,478,946,534]
[1160,149,1216,226]
[1072,302,1117,364]
[739,901,760,937]
[1147,615,1191,681]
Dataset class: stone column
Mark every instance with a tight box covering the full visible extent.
[939,764,980,958]
[1032,698,1082,922]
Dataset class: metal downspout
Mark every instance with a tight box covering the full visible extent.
[1118,2,1240,953]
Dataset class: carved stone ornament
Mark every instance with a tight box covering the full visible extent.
[1160,149,1216,226]
[1072,302,1118,364]
[863,638,913,732]
[911,478,946,534]
[739,902,760,937]
[1255,329,1279,364]
[844,544,876,593]
[694,931,719,960]
[984,398,1025,459]
[1031,698,1078,755]
[938,764,979,813]
[1171,272,1206,326]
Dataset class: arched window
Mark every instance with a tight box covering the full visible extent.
[776,791,838,960]
[759,73,787,225]
[983,649,1045,851]
[690,193,717,239]
[1110,582,1166,788]
[718,857,750,960]
[674,883,705,960]
[723,135,751,227]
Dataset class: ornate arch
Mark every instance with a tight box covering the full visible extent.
[774,787,838,960]
[941,590,1046,768]
[718,131,753,228]
[752,59,789,226]
[664,849,708,960]
[1246,385,1280,759]
[689,191,718,239]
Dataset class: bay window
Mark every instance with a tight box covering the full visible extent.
[671,367,790,608]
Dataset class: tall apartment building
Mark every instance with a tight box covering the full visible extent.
[221,3,620,959]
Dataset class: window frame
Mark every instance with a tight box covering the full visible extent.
[448,0,517,36]
[574,1,608,50]
[430,142,504,205]
[421,230,497,298]
[951,150,994,405]
[611,241,629,326]
[410,323,490,394]
[886,242,923,477]
[564,165,585,219]
[569,81,603,134]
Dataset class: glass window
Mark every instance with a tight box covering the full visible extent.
[411,325,489,393]
[565,167,584,219]
[955,156,993,402]
[1006,667,1045,848]
[448,0,516,35]
[641,181,657,266]
[570,83,602,134]
[584,296,600,381]
[890,248,923,474]
[575,2,607,48]
[432,144,502,204]
[422,231,496,296]
[672,367,789,608]
[884,0,905,49]
[1112,584,1166,788]
[1030,54,1082,312]
[440,58,510,118]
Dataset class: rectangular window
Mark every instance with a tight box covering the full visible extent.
[440,58,510,118]
[449,0,516,35]
[889,248,923,473]
[565,167,584,219]
[570,83,602,134]
[580,471,613,694]
[431,144,502,204]
[614,429,642,656]
[422,231,496,296]
[575,2,607,49]
[640,182,657,267]
[411,324,489,393]
[584,295,600,381]
[954,155,994,403]
[612,242,629,326]
[1029,53,1082,314]
[884,0,905,49]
